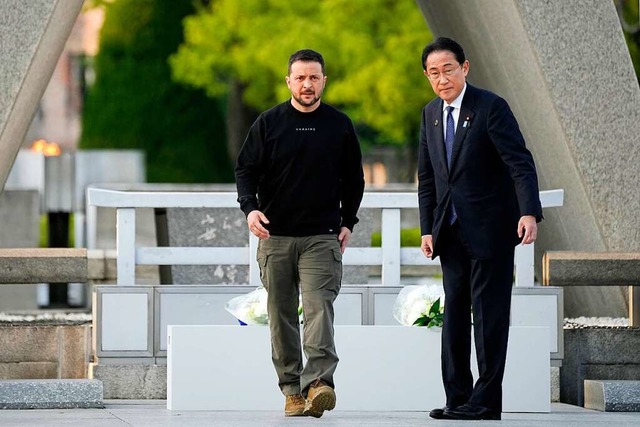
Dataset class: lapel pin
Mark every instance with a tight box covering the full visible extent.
[462,117,470,128]
[434,119,439,126]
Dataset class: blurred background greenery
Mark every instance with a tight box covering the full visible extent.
[79,0,639,185]
[80,0,433,183]
[80,0,233,183]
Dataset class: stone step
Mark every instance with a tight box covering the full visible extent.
[584,380,640,412]
[542,251,640,286]
[0,379,103,409]
[0,248,87,284]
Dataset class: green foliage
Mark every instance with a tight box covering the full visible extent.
[412,297,444,328]
[81,0,111,12]
[80,0,233,183]
[170,0,434,146]
[371,227,422,247]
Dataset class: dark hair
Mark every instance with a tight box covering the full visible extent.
[288,49,325,75]
[421,37,466,70]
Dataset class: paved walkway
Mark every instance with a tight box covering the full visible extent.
[0,401,638,426]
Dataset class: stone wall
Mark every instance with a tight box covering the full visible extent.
[561,327,640,406]
[0,324,91,380]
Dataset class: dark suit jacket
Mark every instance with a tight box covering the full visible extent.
[418,84,543,259]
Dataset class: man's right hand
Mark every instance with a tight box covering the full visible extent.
[247,210,270,239]
[421,235,433,259]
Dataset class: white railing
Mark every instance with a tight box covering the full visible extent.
[87,186,564,287]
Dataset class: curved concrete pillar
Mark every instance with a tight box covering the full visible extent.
[416,0,640,316]
[0,0,84,190]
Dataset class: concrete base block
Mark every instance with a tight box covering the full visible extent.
[0,379,102,409]
[584,380,640,412]
[561,328,640,406]
[89,364,166,399]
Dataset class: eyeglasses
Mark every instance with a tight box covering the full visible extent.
[424,64,462,81]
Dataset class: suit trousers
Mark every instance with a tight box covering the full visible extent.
[257,234,342,396]
[438,221,515,412]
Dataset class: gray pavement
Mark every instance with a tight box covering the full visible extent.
[0,401,639,426]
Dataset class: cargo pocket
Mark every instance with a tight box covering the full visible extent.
[332,248,342,262]
[332,248,343,290]
[257,249,269,290]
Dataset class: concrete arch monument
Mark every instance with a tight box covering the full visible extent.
[0,0,83,189]
[417,0,640,317]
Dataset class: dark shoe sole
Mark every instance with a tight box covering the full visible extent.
[429,408,448,419]
[303,388,336,418]
[429,407,458,419]
[444,409,501,420]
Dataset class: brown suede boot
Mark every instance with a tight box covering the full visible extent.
[284,394,306,417]
[303,379,336,418]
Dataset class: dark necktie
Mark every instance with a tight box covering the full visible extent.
[445,106,457,224]
[445,106,455,168]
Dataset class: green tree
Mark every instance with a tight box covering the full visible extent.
[170,0,433,179]
[81,0,233,183]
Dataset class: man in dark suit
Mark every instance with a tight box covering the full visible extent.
[417,37,543,421]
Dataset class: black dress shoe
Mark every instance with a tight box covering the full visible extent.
[444,404,501,420]
[429,406,454,419]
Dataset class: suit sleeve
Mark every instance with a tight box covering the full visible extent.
[487,97,543,222]
[418,106,437,235]
[234,115,265,217]
[340,121,365,232]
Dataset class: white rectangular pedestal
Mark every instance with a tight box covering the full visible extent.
[167,325,548,412]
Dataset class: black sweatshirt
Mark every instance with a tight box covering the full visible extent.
[235,100,365,237]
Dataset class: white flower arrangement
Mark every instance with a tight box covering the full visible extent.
[225,286,303,325]
[393,284,445,328]
[225,286,268,325]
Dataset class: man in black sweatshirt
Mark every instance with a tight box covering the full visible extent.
[235,49,365,418]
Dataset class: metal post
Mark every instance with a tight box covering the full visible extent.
[630,286,640,327]
[47,211,70,307]
[514,242,535,287]
[381,208,401,286]
[116,208,136,285]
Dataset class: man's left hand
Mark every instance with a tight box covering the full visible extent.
[338,227,351,254]
[518,215,538,245]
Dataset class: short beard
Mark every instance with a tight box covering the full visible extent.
[292,92,322,108]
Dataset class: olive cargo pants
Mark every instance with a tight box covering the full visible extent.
[257,234,342,396]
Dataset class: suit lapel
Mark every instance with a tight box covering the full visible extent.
[430,99,449,178]
[449,86,476,173]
